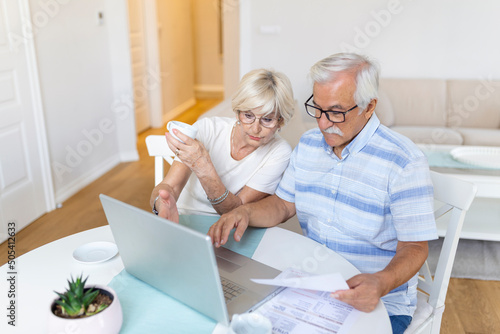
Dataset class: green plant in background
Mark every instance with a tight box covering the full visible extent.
[54,275,108,317]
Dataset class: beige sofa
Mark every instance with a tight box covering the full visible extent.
[376,78,500,146]
[200,78,500,148]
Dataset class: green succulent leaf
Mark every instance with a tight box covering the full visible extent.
[54,291,67,301]
[54,274,104,317]
[55,299,83,316]
[82,289,99,308]
[86,303,108,316]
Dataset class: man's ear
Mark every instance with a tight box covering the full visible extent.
[364,99,377,120]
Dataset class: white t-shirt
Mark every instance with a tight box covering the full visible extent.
[176,117,292,216]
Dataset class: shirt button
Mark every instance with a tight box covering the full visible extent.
[331,189,336,194]
[337,162,341,166]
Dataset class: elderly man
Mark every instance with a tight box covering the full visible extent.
[208,53,437,334]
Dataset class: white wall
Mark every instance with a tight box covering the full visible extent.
[239,0,500,105]
[29,0,136,203]
[106,0,138,161]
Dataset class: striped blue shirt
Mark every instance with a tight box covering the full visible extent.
[276,114,437,317]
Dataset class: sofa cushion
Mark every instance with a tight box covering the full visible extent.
[391,126,463,145]
[458,128,500,146]
[375,90,395,127]
[280,113,316,148]
[446,79,500,129]
[379,79,447,127]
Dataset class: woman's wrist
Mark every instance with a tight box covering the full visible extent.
[192,154,217,179]
[207,189,230,205]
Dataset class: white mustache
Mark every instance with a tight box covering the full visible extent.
[323,126,344,136]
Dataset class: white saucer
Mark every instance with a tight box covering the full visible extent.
[451,146,500,169]
[72,241,118,264]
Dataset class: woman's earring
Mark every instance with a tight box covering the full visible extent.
[237,121,241,125]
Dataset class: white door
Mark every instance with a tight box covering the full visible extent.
[0,0,54,242]
[128,0,152,134]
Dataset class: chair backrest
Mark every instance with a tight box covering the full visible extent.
[418,171,477,315]
[145,135,175,186]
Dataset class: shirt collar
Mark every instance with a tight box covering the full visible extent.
[345,113,380,156]
[321,113,380,159]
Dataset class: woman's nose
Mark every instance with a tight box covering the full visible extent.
[251,119,263,132]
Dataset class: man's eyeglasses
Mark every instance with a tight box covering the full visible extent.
[304,94,358,123]
[237,110,281,128]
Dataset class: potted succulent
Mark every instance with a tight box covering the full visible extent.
[48,275,122,334]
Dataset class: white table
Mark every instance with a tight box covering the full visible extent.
[419,144,500,241]
[0,225,391,333]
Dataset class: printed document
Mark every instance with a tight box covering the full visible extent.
[253,268,361,334]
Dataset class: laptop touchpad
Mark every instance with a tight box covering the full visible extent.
[216,256,241,273]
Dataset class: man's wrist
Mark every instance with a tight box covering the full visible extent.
[372,271,394,297]
[241,204,254,226]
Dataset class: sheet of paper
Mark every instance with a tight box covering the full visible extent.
[251,268,349,292]
[256,289,361,334]
[253,268,360,334]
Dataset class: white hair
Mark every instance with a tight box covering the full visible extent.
[310,53,380,111]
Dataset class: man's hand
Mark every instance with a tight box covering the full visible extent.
[207,207,250,247]
[156,189,180,223]
[331,240,428,312]
[331,273,387,313]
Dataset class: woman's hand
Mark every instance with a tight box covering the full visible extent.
[155,189,180,223]
[166,129,211,175]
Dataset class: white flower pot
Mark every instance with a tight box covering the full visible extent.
[47,284,122,334]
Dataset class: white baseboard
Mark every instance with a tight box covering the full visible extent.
[54,155,121,204]
[194,84,224,99]
[162,98,196,124]
[120,149,139,162]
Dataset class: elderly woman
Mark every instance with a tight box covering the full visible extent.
[150,69,295,222]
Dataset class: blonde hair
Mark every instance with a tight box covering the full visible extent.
[231,69,295,126]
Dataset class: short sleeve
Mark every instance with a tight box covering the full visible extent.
[389,157,438,242]
[245,140,292,194]
[275,145,298,203]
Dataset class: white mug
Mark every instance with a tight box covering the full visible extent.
[166,121,198,143]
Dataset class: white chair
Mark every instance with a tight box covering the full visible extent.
[405,171,477,334]
[145,135,175,186]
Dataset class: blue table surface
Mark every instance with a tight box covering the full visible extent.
[108,215,266,334]
[424,150,499,170]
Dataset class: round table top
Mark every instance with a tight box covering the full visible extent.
[0,222,391,333]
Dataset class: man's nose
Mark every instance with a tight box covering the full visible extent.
[317,112,333,128]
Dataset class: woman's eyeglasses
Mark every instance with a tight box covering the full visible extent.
[238,110,281,128]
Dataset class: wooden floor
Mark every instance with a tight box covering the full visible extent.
[1,98,499,333]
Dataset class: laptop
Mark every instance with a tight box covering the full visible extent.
[99,194,282,326]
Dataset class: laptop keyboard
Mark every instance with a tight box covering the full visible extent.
[220,277,246,302]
